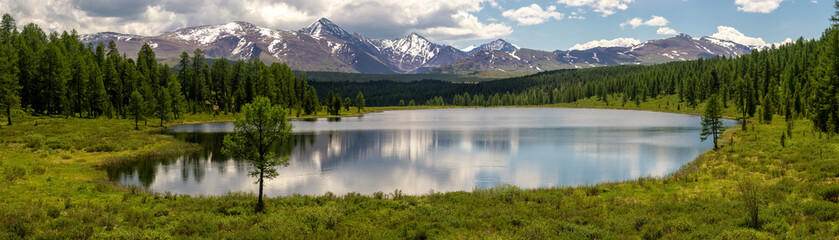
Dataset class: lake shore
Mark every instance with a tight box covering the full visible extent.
[1,95,837,238]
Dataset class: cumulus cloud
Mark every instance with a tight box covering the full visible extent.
[556,0,634,17]
[422,11,512,41]
[620,15,668,28]
[656,27,677,35]
[734,0,784,13]
[502,4,564,26]
[569,37,640,50]
[710,26,767,47]
[0,0,509,42]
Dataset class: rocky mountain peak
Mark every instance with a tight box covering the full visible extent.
[300,17,353,40]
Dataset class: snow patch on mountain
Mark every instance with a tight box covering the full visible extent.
[571,38,640,51]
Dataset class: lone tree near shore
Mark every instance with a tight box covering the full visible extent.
[222,97,292,212]
[701,94,724,150]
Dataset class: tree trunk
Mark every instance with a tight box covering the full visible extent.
[6,106,11,126]
[135,116,139,130]
[257,169,265,212]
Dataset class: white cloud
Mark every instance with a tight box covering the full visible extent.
[0,0,509,42]
[569,37,641,50]
[620,15,668,28]
[421,11,513,41]
[556,0,634,17]
[502,4,564,25]
[710,26,767,47]
[734,0,784,13]
[656,27,677,35]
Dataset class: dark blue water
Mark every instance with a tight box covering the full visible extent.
[108,108,736,196]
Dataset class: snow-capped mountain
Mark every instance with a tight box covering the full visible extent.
[81,19,754,76]
[466,39,519,54]
[428,33,753,77]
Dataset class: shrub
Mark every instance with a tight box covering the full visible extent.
[718,228,772,240]
[172,213,218,236]
[816,184,839,203]
[3,165,26,183]
[31,165,46,175]
[802,200,839,221]
[84,143,120,152]
[24,134,45,149]
[738,177,764,229]
[46,205,61,218]
[41,217,95,239]
[373,191,385,199]
[123,207,154,227]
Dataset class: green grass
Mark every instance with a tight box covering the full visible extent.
[1,98,838,239]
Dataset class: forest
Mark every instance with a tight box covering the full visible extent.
[0,13,328,127]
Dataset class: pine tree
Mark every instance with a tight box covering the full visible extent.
[86,58,109,118]
[156,87,171,127]
[129,90,144,130]
[701,94,724,150]
[355,91,365,113]
[41,41,70,115]
[168,80,187,119]
[333,93,343,115]
[0,41,20,126]
[344,97,351,111]
[211,58,232,113]
[326,91,335,115]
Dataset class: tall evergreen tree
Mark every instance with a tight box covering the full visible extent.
[168,79,187,119]
[356,91,365,113]
[0,41,19,126]
[156,87,172,126]
[211,58,232,113]
[701,94,724,150]
[86,58,109,118]
[129,90,144,130]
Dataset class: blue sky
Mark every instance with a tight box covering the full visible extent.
[0,0,833,51]
[461,0,833,50]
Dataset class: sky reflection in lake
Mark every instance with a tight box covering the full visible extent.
[108,108,736,196]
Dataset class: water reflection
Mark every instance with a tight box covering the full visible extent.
[108,108,735,196]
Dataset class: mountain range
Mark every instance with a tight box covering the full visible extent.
[81,18,753,78]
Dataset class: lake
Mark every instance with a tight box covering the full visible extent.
[107,108,736,196]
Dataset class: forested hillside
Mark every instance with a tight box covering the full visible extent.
[0,13,322,127]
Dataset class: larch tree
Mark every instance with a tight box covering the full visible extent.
[701,94,724,150]
[0,41,20,126]
[156,87,171,127]
[343,97,351,111]
[129,90,144,130]
[168,79,187,119]
[222,97,292,212]
[355,91,365,114]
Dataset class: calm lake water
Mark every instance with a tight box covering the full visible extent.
[107,108,736,196]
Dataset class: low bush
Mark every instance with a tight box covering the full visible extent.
[3,165,26,183]
[802,200,839,221]
[815,184,839,203]
[84,143,120,152]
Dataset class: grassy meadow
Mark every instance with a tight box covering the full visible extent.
[1,97,838,239]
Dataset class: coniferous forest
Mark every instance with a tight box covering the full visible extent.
[1,5,839,239]
[0,13,322,127]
